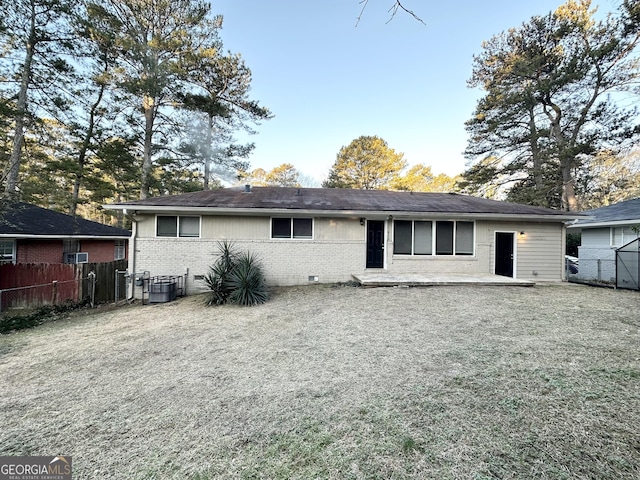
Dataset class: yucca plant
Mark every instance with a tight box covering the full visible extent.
[228,251,268,306]
[204,241,268,306]
[204,241,239,306]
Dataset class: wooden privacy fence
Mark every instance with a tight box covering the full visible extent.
[81,260,128,304]
[0,260,127,313]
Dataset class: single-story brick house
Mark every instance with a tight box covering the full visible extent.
[566,197,640,283]
[105,186,580,293]
[0,201,131,265]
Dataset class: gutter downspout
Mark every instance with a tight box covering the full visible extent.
[561,224,567,282]
[128,213,137,299]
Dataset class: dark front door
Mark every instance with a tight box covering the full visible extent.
[366,220,385,268]
[495,232,514,277]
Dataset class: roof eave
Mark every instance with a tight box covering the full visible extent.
[105,204,578,222]
[0,234,131,239]
[567,218,640,229]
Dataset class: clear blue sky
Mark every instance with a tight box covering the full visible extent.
[212,0,618,185]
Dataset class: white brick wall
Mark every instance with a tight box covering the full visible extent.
[128,215,566,297]
[389,243,490,275]
[133,238,365,293]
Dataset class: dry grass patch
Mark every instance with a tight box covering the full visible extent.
[1,283,639,479]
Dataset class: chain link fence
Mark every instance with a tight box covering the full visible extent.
[616,238,640,290]
[567,258,616,285]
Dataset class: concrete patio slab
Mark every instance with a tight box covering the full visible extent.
[352,273,535,287]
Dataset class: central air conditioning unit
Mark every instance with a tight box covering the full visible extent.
[65,252,89,264]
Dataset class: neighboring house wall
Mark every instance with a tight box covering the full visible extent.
[81,239,128,263]
[130,214,565,292]
[577,226,640,282]
[13,239,127,264]
[16,240,63,263]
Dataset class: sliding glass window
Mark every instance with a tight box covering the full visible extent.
[394,220,474,256]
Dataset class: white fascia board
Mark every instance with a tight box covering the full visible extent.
[106,204,579,222]
[387,212,580,222]
[567,218,640,229]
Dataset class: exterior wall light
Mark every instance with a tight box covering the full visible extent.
[360,218,366,226]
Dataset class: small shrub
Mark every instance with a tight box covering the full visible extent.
[228,252,268,306]
[204,241,268,307]
[0,298,91,334]
[204,241,238,306]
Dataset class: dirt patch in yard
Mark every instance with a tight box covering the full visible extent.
[1,283,639,479]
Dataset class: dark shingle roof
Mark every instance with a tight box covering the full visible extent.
[108,186,577,219]
[0,202,131,237]
[571,197,640,226]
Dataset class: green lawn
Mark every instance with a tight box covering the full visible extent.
[1,283,639,479]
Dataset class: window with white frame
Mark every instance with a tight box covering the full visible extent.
[394,220,474,256]
[156,216,200,238]
[611,227,624,247]
[114,240,126,260]
[610,226,640,247]
[271,218,313,239]
[0,240,15,264]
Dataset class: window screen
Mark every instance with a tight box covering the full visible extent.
[455,222,474,255]
[394,220,412,254]
[293,218,313,238]
[157,216,178,237]
[272,218,292,238]
[611,227,626,246]
[414,221,432,255]
[179,216,200,237]
[272,218,313,238]
[436,221,454,255]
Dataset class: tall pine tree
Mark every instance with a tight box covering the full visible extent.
[463,0,640,211]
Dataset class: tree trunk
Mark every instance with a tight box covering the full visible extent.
[561,162,579,212]
[140,95,155,199]
[70,82,106,216]
[545,101,579,211]
[115,193,123,228]
[204,114,213,190]
[4,3,36,197]
[528,106,544,192]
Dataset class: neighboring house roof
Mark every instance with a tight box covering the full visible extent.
[0,201,131,238]
[106,186,581,221]
[567,197,640,230]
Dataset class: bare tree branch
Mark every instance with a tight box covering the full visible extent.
[356,0,425,27]
[386,1,425,24]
